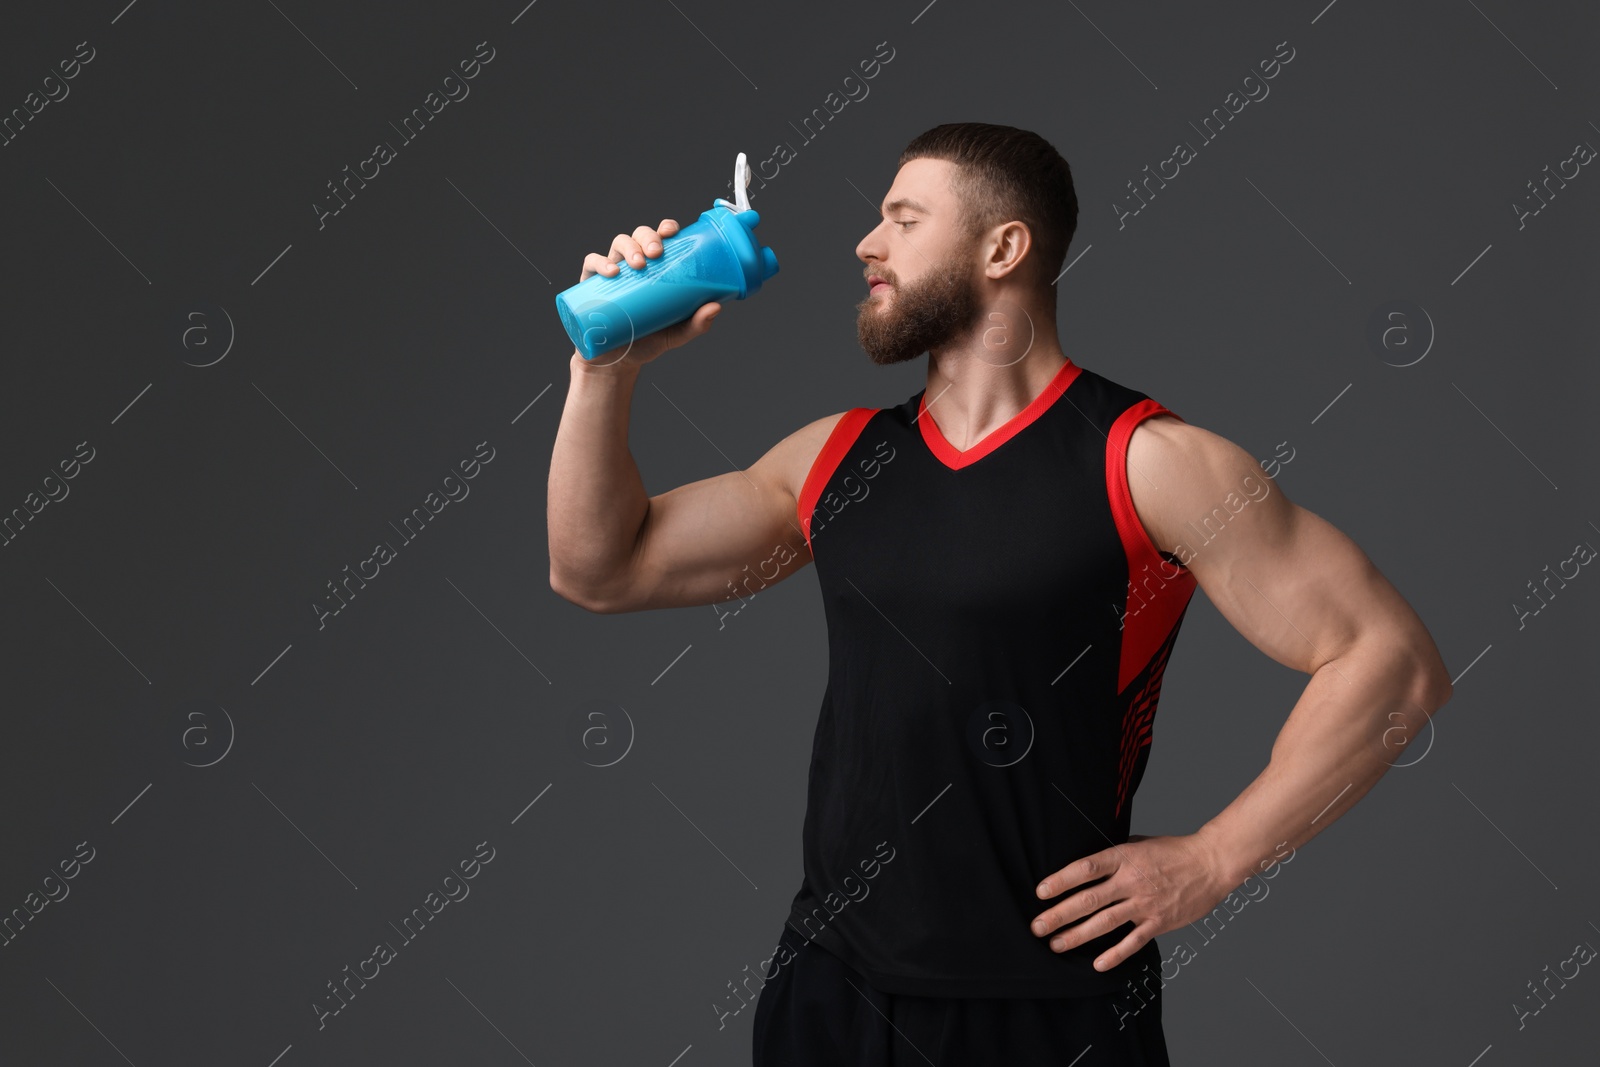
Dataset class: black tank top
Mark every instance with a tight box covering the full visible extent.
[785,357,1197,998]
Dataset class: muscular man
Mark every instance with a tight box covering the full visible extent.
[548,122,1453,1066]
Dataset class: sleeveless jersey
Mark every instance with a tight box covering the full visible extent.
[784,356,1198,998]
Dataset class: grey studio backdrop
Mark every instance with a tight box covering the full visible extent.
[0,0,1595,1064]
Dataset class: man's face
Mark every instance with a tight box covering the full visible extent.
[855,159,984,366]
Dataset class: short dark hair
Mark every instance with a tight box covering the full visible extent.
[898,122,1078,291]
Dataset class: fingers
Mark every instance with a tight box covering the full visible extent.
[1032,886,1105,938]
[695,302,723,334]
[631,224,664,262]
[1033,870,1136,938]
[1088,921,1153,971]
[582,251,620,280]
[585,217,684,279]
[617,220,678,270]
[610,231,646,270]
[580,219,681,281]
[665,302,722,349]
[1043,902,1139,955]
[1037,852,1101,899]
[649,302,718,358]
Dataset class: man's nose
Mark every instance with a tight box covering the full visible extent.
[857,230,885,267]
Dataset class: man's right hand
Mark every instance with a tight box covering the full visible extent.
[575,217,723,372]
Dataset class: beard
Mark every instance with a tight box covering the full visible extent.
[856,251,983,366]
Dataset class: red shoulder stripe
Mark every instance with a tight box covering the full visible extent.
[798,408,877,550]
[1106,399,1197,693]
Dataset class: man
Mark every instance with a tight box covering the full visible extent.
[547,122,1453,1065]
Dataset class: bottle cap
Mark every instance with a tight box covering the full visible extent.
[713,152,754,214]
[706,150,779,295]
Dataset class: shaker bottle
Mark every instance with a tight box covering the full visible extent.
[556,152,781,361]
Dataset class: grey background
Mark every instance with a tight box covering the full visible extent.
[1,0,1595,1064]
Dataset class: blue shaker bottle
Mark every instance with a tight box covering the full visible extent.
[556,152,780,361]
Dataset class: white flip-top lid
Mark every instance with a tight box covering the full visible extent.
[713,152,753,214]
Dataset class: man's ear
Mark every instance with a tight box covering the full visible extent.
[985,220,1033,279]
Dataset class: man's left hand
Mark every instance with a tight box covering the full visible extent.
[1030,833,1232,971]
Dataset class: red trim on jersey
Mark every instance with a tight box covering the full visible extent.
[1106,398,1196,694]
[799,407,877,549]
[1115,634,1178,820]
[917,359,1083,470]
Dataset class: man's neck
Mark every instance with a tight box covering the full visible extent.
[922,339,1070,451]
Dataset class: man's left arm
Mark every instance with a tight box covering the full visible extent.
[1030,415,1455,969]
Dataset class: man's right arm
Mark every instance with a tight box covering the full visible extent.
[547,349,844,614]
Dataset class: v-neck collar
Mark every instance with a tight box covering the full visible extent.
[915,358,1082,470]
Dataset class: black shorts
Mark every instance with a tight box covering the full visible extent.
[752,922,1172,1066]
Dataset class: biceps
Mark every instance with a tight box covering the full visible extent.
[1192,502,1400,675]
[629,468,811,611]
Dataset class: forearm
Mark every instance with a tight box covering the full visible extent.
[1194,638,1452,888]
[547,350,650,600]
